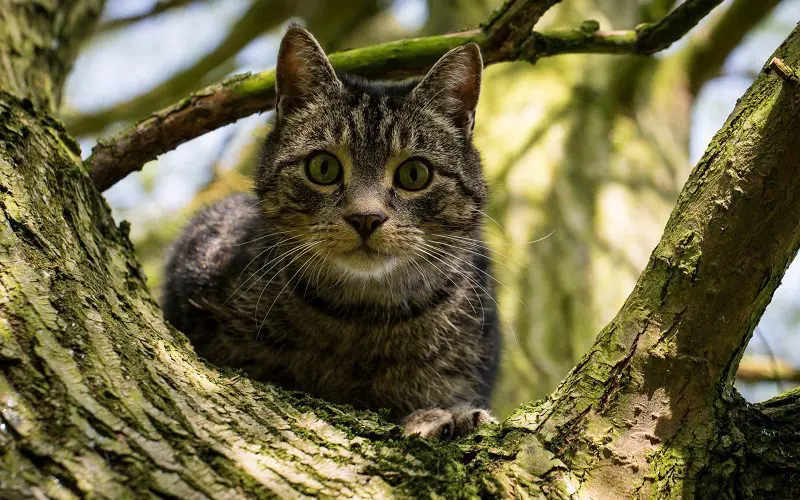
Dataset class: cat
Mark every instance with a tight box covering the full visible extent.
[162,25,500,439]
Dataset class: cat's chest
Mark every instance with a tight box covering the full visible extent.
[276,333,478,412]
[268,310,482,412]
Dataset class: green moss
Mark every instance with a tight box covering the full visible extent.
[232,71,276,98]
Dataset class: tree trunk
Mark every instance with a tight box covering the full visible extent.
[1,2,799,498]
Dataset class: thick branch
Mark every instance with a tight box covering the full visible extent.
[687,0,782,94]
[521,25,800,497]
[87,0,725,191]
[66,0,291,137]
[634,0,724,54]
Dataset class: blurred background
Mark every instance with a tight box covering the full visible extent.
[62,0,800,416]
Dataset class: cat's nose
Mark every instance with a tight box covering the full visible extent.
[344,212,388,239]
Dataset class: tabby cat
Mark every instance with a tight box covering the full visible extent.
[162,26,500,439]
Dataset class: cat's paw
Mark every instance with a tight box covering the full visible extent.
[452,407,495,437]
[402,407,496,440]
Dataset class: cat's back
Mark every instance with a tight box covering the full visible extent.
[162,193,263,335]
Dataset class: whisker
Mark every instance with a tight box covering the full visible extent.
[436,230,556,246]
[227,239,318,302]
[477,209,506,233]
[420,241,518,299]
[417,244,519,346]
[254,242,321,338]
[235,240,319,302]
[231,233,309,286]
[413,246,478,316]
[428,236,528,270]
[259,246,322,335]
[414,247,485,326]
[225,229,305,247]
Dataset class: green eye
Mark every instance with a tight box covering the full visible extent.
[395,159,432,191]
[306,152,342,185]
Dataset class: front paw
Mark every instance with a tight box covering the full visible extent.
[402,407,495,440]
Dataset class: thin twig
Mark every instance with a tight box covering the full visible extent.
[96,0,198,34]
[522,0,724,61]
[634,0,724,54]
[736,353,800,385]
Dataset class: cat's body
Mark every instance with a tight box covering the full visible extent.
[163,26,499,438]
[163,193,499,416]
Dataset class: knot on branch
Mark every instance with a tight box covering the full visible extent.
[766,58,800,88]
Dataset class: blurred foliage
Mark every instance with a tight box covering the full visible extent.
[63,0,800,416]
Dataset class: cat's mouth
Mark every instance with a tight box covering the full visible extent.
[350,245,381,256]
[343,245,389,261]
[334,245,397,276]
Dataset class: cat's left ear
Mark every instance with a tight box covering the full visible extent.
[413,43,482,135]
[275,25,341,117]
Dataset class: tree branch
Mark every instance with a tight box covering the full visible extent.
[66,0,293,137]
[524,0,725,60]
[95,0,197,34]
[483,0,562,50]
[687,0,782,94]
[87,0,727,191]
[736,355,800,383]
[634,0,724,54]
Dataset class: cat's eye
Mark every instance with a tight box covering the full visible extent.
[306,152,342,185]
[394,159,432,191]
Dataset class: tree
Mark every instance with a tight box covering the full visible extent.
[1,0,798,497]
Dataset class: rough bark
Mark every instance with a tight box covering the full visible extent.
[0,0,103,111]
[1,2,800,498]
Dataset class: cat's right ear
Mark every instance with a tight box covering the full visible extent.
[275,25,340,117]
[412,43,482,136]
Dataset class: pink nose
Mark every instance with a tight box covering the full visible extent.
[344,212,388,239]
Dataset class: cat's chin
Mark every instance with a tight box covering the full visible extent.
[333,249,398,280]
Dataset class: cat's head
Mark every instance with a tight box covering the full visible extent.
[256,26,486,289]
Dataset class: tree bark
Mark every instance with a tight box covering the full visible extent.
[1,2,799,498]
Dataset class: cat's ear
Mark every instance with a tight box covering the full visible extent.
[413,43,482,135]
[275,25,340,117]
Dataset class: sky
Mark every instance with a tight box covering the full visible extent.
[63,0,800,402]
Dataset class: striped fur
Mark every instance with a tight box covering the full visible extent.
[162,27,499,433]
